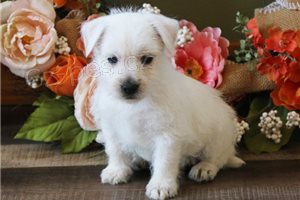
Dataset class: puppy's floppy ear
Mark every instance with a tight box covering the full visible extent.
[149,14,179,53]
[74,65,99,131]
[81,17,107,57]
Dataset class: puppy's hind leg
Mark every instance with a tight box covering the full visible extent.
[189,144,244,182]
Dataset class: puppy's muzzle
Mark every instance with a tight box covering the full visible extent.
[120,78,140,99]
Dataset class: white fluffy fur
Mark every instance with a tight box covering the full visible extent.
[79,9,244,200]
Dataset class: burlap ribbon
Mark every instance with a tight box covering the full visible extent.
[219,61,274,98]
[55,10,85,56]
[255,0,300,36]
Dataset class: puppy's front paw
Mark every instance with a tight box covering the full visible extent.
[100,165,132,185]
[189,162,218,182]
[146,179,178,200]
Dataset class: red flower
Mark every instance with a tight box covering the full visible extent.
[265,28,297,53]
[271,80,300,110]
[246,18,263,48]
[296,29,300,48]
[257,56,288,83]
[286,61,300,84]
[292,48,300,61]
[270,60,300,110]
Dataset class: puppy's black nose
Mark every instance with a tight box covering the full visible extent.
[121,79,140,98]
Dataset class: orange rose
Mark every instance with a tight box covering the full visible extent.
[44,55,87,97]
[53,0,82,9]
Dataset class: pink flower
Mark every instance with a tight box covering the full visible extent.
[0,0,57,78]
[175,20,229,88]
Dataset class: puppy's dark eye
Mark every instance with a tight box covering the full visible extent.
[141,56,153,65]
[108,56,118,64]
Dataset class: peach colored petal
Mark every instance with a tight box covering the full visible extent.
[0,24,8,55]
[36,52,52,64]
[0,1,12,24]
[74,65,98,131]
[6,54,55,77]
[33,26,43,42]
[3,53,36,69]
[36,28,57,56]
[17,38,28,56]
[11,0,55,22]
[1,2,57,78]
[15,22,36,37]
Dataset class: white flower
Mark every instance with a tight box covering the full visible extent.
[176,26,194,47]
[141,3,160,14]
[235,119,249,142]
[286,111,300,129]
[55,36,71,55]
[258,110,282,144]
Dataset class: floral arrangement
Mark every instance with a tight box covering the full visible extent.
[1,0,299,153]
[247,18,300,110]
[1,0,108,153]
[228,4,300,153]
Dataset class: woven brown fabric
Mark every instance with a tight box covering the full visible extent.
[255,8,300,36]
[55,19,83,56]
[285,0,300,4]
[219,61,274,97]
[55,10,85,56]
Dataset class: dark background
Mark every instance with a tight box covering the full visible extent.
[112,0,273,40]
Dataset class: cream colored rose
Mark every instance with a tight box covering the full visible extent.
[0,0,57,78]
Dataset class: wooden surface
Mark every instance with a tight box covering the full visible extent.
[2,161,300,200]
[1,105,300,200]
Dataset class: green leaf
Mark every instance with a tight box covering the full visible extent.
[55,96,74,106]
[33,91,56,106]
[15,93,98,153]
[15,98,73,142]
[96,2,101,8]
[244,94,295,153]
[235,57,242,63]
[240,40,246,49]
[61,116,97,153]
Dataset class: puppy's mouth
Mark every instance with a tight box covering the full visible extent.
[122,93,141,101]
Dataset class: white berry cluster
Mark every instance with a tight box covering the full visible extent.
[286,111,300,128]
[25,75,44,89]
[176,26,194,47]
[55,36,71,55]
[235,119,249,142]
[142,3,161,14]
[258,110,283,143]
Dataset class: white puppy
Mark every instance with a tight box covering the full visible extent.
[75,8,245,200]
